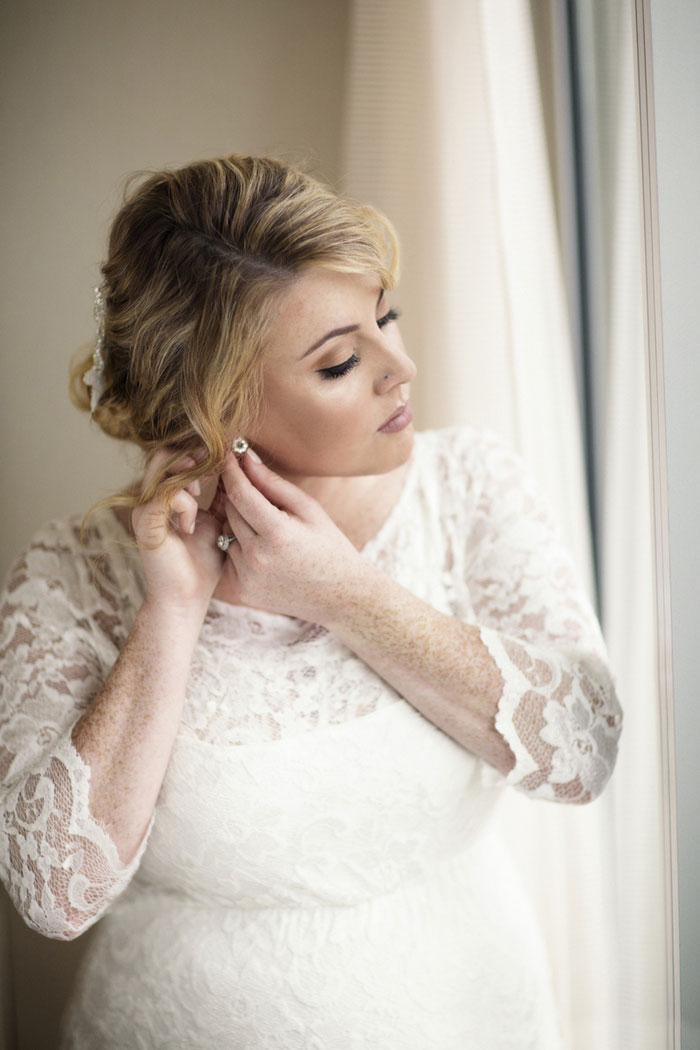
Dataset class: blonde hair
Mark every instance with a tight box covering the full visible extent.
[70,153,399,510]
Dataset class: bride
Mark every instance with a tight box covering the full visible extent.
[0,153,622,1049]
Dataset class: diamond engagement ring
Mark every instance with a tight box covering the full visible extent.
[217,533,236,551]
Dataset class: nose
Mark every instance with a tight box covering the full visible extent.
[374,343,417,394]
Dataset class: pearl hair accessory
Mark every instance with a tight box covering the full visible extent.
[83,284,107,414]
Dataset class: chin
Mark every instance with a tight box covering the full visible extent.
[260,427,415,480]
[371,425,415,474]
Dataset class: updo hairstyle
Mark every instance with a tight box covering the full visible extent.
[70,153,399,509]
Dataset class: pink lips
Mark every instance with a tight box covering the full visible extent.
[378,402,413,433]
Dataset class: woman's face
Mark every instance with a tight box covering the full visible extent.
[247,268,417,480]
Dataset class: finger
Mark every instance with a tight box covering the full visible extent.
[141,449,198,497]
[184,446,215,495]
[140,447,180,492]
[133,490,192,546]
[208,478,228,524]
[220,453,285,533]
[169,490,200,535]
[223,501,256,545]
[239,453,315,518]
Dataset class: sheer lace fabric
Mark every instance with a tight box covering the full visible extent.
[0,526,148,939]
[0,427,621,1048]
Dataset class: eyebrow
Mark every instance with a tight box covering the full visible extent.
[300,289,385,359]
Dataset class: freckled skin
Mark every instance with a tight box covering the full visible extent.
[71,271,514,865]
[72,602,204,858]
[321,560,514,773]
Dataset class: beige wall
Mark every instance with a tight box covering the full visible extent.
[0,0,349,580]
[0,1,349,1046]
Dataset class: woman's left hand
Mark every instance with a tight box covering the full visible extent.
[211,449,364,623]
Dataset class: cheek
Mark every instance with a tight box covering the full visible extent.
[295,393,364,444]
[251,388,351,451]
[312,382,371,431]
[281,374,364,427]
[251,368,371,465]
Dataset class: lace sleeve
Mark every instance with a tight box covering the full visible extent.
[463,434,622,804]
[0,522,148,940]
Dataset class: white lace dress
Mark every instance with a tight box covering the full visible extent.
[0,427,622,1050]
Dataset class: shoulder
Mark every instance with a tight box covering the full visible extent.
[410,427,548,542]
[412,425,524,489]
[2,509,135,615]
[414,424,515,459]
[11,514,89,559]
[3,516,85,598]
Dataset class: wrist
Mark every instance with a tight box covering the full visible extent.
[138,593,209,643]
[317,557,384,632]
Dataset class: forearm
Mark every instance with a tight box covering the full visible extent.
[72,598,206,863]
[321,561,515,775]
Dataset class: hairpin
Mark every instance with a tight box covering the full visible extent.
[83,284,107,414]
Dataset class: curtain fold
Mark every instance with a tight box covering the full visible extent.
[342,0,592,595]
[572,3,668,1045]
[342,1,663,1045]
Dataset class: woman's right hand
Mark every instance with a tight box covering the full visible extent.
[131,448,224,619]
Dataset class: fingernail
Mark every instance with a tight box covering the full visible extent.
[246,447,262,464]
[189,521,196,534]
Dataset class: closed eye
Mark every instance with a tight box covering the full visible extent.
[377,307,400,329]
[317,353,360,381]
[316,307,400,380]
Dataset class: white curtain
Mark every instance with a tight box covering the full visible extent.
[573,3,669,1046]
[342,1,666,1046]
[341,0,592,589]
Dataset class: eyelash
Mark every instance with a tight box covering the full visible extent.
[317,307,401,381]
[377,306,401,329]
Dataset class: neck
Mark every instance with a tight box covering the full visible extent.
[278,464,411,551]
[279,471,375,506]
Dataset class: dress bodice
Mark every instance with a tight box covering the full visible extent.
[140,699,498,910]
[0,427,622,1048]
